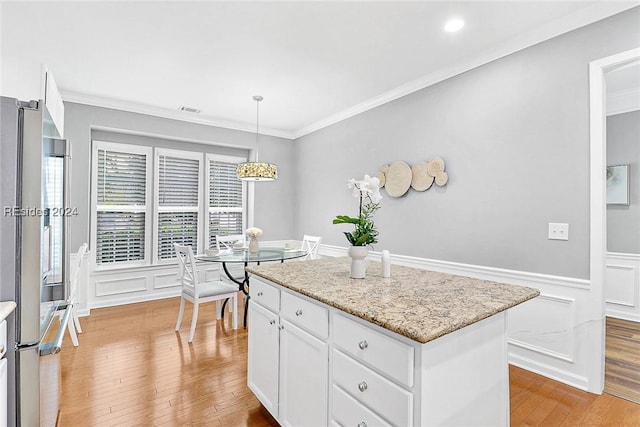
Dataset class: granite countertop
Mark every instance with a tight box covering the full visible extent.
[247,256,539,344]
[0,301,17,323]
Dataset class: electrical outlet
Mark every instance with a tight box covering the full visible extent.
[548,223,569,241]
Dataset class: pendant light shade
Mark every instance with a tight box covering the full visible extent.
[236,161,277,181]
[237,95,278,181]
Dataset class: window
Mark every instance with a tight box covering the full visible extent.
[92,142,152,266]
[90,141,246,269]
[206,154,246,248]
[154,150,202,262]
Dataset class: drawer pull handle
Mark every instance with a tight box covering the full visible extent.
[295,309,303,316]
[269,319,276,325]
[358,381,368,392]
[257,291,264,297]
[358,340,368,350]
[358,423,367,427]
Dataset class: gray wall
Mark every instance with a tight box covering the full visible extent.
[294,7,640,279]
[607,110,640,254]
[64,102,296,252]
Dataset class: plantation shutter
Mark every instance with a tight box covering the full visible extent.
[209,159,244,247]
[157,154,201,259]
[95,149,148,265]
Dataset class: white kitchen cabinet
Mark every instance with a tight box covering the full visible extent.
[248,274,511,427]
[248,280,329,426]
[1,56,65,137]
[247,301,280,418]
[279,319,328,427]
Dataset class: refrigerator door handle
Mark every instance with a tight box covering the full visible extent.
[39,304,71,356]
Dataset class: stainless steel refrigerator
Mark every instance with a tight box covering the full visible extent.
[1,96,72,427]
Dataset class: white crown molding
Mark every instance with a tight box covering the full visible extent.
[61,90,297,140]
[607,87,640,116]
[292,2,639,139]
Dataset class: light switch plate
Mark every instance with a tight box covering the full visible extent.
[548,223,569,241]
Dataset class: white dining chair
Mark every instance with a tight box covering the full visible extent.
[216,234,246,251]
[301,235,322,260]
[216,234,247,282]
[174,243,238,342]
[59,243,87,346]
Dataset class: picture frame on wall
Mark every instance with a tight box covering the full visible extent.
[607,164,630,206]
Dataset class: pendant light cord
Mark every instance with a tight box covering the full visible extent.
[253,95,262,163]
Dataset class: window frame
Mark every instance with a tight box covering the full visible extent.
[205,153,248,249]
[153,148,204,265]
[90,141,153,270]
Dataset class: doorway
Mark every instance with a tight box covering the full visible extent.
[590,48,640,400]
[603,58,640,403]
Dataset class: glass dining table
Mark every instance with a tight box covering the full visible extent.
[196,247,307,328]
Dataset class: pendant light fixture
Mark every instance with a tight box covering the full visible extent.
[236,95,278,181]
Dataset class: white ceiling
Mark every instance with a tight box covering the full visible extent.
[1,1,638,139]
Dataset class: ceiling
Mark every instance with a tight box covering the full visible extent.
[1,1,638,139]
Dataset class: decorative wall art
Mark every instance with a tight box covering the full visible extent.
[607,164,629,206]
[377,157,448,197]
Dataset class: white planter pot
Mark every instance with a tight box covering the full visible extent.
[347,246,369,279]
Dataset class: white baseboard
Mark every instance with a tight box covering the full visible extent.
[509,354,589,391]
[89,288,182,310]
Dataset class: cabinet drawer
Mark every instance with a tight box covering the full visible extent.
[331,384,391,427]
[249,278,280,313]
[333,313,414,387]
[281,291,328,339]
[0,321,6,358]
[333,350,413,427]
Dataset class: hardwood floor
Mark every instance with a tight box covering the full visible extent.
[59,297,278,426]
[59,298,640,426]
[605,317,640,404]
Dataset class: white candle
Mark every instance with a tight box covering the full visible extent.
[382,250,391,278]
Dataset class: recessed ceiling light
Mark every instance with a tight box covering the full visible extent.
[444,18,465,33]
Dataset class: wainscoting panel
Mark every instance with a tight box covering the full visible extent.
[153,271,180,290]
[606,252,640,322]
[84,244,289,311]
[89,262,192,309]
[96,275,147,297]
[508,294,575,362]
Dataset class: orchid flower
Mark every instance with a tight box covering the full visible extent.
[333,174,382,247]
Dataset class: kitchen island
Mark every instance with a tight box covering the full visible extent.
[246,256,539,427]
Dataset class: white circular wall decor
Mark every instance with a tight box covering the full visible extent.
[377,164,389,188]
[411,162,434,191]
[435,171,449,186]
[426,157,445,176]
[384,161,412,197]
[377,157,448,197]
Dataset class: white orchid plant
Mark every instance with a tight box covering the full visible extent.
[246,227,263,238]
[333,174,382,246]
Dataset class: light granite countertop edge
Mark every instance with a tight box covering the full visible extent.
[247,257,540,344]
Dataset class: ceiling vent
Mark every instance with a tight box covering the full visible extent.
[178,105,201,114]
